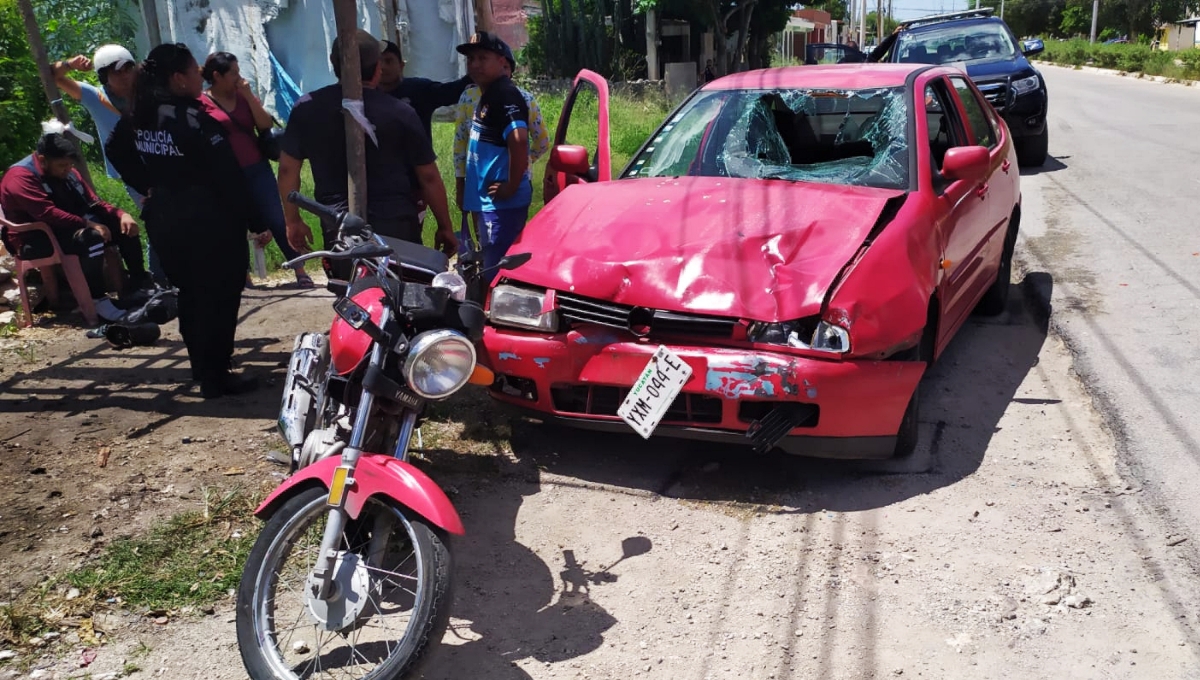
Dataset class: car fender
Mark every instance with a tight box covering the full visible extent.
[254,454,464,535]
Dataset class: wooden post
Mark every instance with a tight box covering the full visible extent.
[476,0,495,32]
[332,0,367,216]
[141,0,162,45]
[15,0,94,187]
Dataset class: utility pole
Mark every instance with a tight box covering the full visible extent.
[15,0,93,187]
[860,0,867,46]
[877,0,882,44]
[331,0,366,215]
[1089,0,1099,42]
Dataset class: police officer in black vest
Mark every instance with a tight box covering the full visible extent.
[107,43,267,399]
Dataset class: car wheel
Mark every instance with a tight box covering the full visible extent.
[860,316,934,473]
[975,217,1019,316]
[1017,128,1049,168]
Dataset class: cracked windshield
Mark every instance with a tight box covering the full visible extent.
[897,23,1019,65]
[624,87,910,190]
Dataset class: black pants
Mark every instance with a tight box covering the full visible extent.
[16,224,144,299]
[144,188,247,381]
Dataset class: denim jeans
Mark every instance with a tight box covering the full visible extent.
[244,160,300,264]
[478,206,530,272]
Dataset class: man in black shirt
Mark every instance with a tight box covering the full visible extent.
[379,40,472,141]
[280,30,457,254]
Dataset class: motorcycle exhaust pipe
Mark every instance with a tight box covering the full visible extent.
[278,332,330,465]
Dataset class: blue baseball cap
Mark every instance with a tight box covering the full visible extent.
[455,31,516,71]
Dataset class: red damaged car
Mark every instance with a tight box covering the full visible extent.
[481,64,1020,462]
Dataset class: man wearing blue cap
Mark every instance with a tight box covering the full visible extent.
[456,31,531,272]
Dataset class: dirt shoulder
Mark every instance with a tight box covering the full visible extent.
[2,276,1199,679]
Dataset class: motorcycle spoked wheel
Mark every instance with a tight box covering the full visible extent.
[236,487,451,679]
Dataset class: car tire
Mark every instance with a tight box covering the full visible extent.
[1016,128,1049,168]
[975,215,1019,316]
[859,315,935,474]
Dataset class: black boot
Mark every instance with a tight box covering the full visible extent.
[200,370,258,399]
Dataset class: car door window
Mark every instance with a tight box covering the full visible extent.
[924,81,965,173]
[558,82,603,180]
[949,76,996,149]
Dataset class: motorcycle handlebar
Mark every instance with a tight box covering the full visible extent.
[287,191,343,224]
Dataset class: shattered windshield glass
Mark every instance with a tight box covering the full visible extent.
[896,23,1019,64]
[624,87,910,190]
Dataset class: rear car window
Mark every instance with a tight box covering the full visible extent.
[624,87,910,190]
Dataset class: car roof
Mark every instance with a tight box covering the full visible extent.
[704,64,931,90]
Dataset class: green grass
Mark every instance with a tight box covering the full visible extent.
[87,90,675,272]
[0,487,261,647]
[62,486,257,610]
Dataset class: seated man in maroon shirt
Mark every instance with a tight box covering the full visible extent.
[0,127,146,322]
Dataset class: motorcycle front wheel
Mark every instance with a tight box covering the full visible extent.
[236,487,451,679]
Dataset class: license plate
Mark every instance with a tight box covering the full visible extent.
[617,346,693,439]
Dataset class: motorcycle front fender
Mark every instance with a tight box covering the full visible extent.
[255,454,465,535]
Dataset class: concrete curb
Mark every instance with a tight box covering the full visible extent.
[1034,59,1200,87]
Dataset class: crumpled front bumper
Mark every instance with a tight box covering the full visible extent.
[483,325,926,459]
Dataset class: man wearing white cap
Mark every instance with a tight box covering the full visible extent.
[52,44,161,285]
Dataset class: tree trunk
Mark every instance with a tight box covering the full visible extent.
[732,1,756,71]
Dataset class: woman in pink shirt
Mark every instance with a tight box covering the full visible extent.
[201,52,313,288]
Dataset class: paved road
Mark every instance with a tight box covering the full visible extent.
[1017,65,1200,547]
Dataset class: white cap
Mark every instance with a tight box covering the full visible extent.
[93,44,135,72]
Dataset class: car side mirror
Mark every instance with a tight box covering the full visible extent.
[941,146,991,184]
[1022,38,1044,56]
[550,144,591,177]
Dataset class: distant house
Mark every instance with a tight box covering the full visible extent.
[1165,17,1200,51]
[491,0,539,54]
[778,9,833,64]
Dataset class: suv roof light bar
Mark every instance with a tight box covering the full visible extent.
[899,7,995,29]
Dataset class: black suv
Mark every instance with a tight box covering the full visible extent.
[868,9,1049,167]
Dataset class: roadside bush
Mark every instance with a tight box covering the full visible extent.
[1039,39,1200,80]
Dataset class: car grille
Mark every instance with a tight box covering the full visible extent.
[551,384,724,423]
[976,82,1009,111]
[556,292,737,339]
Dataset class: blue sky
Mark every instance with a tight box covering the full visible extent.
[856,0,982,21]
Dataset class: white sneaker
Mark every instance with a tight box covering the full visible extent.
[94,297,126,322]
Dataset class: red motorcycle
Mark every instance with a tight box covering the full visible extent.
[235,193,527,679]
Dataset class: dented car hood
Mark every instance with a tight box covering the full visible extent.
[506,176,906,321]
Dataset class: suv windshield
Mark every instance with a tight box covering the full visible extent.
[624,87,909,190]
[896,22,1018,64]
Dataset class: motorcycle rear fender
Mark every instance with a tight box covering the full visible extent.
[255,454,464,535]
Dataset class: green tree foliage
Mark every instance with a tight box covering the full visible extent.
[0,0,49,168]
[1003,0,1198,40]
[0,0,139,168]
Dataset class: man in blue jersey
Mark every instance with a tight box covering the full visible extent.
[456,32,530,271]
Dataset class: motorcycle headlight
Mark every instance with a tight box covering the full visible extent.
[747,319,850,355]
[1012,74,1040,96]
[488,284,558,332]
[403,329,477,399]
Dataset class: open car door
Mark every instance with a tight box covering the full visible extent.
[804,43,866,64]
[543,69,612,203]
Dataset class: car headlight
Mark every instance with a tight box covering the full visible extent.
[488,284,558,331]
[403,329,477,399]
[748,319,850,355]
[1012,74,1040,96]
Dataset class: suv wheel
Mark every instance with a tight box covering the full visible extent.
[1017,128,1048,167]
